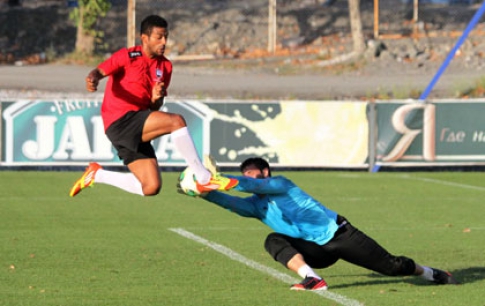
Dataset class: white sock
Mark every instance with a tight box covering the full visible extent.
[171,127,211,184]
[94,169,144,196]
[297,265,321,279]
[421,266,434,281]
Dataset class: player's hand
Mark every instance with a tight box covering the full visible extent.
[85,76,98,92]
[85,69,102,92]
[151,81,166,103]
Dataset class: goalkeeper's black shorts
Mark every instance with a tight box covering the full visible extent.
[264,215,416,276]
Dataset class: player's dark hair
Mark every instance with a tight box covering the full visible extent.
[240,157,272,177]
[140,15,168,36]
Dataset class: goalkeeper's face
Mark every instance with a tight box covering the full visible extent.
[241,164,270,179]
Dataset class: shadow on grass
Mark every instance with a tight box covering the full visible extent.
[448,266,485,285]
[330,266,485,289]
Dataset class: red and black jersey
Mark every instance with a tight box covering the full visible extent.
[98,45,173,131]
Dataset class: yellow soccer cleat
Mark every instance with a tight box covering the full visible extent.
[195,173,239,193]
[69,162,102,197]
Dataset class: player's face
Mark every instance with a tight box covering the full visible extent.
[242,164,267,179]
[142,27,168,58]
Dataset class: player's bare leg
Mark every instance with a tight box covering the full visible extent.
[142,111,236,191]
[127,158,161,196]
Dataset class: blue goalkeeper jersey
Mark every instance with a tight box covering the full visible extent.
[203,175,339,245]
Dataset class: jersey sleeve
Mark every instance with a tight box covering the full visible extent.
[98,48,128,76]
[203,191,258,218]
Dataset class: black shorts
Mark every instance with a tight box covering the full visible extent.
[264,215,416,276]
[105,110,156,165]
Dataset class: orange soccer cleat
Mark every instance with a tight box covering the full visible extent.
[195,173,239,193]
[69,162,102,197]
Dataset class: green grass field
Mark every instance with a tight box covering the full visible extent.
[1,170,484,306]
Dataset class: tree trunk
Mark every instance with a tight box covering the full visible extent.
[75,5,95,54]
[75,26,95,54]
[348,0,365,54]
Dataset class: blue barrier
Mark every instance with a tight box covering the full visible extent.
[372,1,485,173]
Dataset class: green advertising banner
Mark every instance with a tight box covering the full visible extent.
[1,100,369,167]
[375,100,485,166]
[1,100,209,166]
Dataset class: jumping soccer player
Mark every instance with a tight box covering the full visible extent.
[70,15,237,197]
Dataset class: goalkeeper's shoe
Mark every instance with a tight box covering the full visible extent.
[431,268,459,285]
[290,277,328,291]
[195,173,238,193]
[69,162,102,197]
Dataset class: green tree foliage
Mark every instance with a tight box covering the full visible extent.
[69,0,111,54]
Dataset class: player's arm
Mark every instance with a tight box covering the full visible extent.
[202,191,258,218]
[85,68,106,92]
[227,175,291,195]
[151,62,171,110]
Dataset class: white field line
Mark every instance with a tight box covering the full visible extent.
[169,228,363,306]
[398,175,485,192]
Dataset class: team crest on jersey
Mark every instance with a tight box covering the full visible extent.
[128,51,142,58]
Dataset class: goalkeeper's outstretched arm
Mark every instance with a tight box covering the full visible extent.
[202,191,258,218]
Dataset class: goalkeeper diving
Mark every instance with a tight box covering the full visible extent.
[177,156,458,291]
